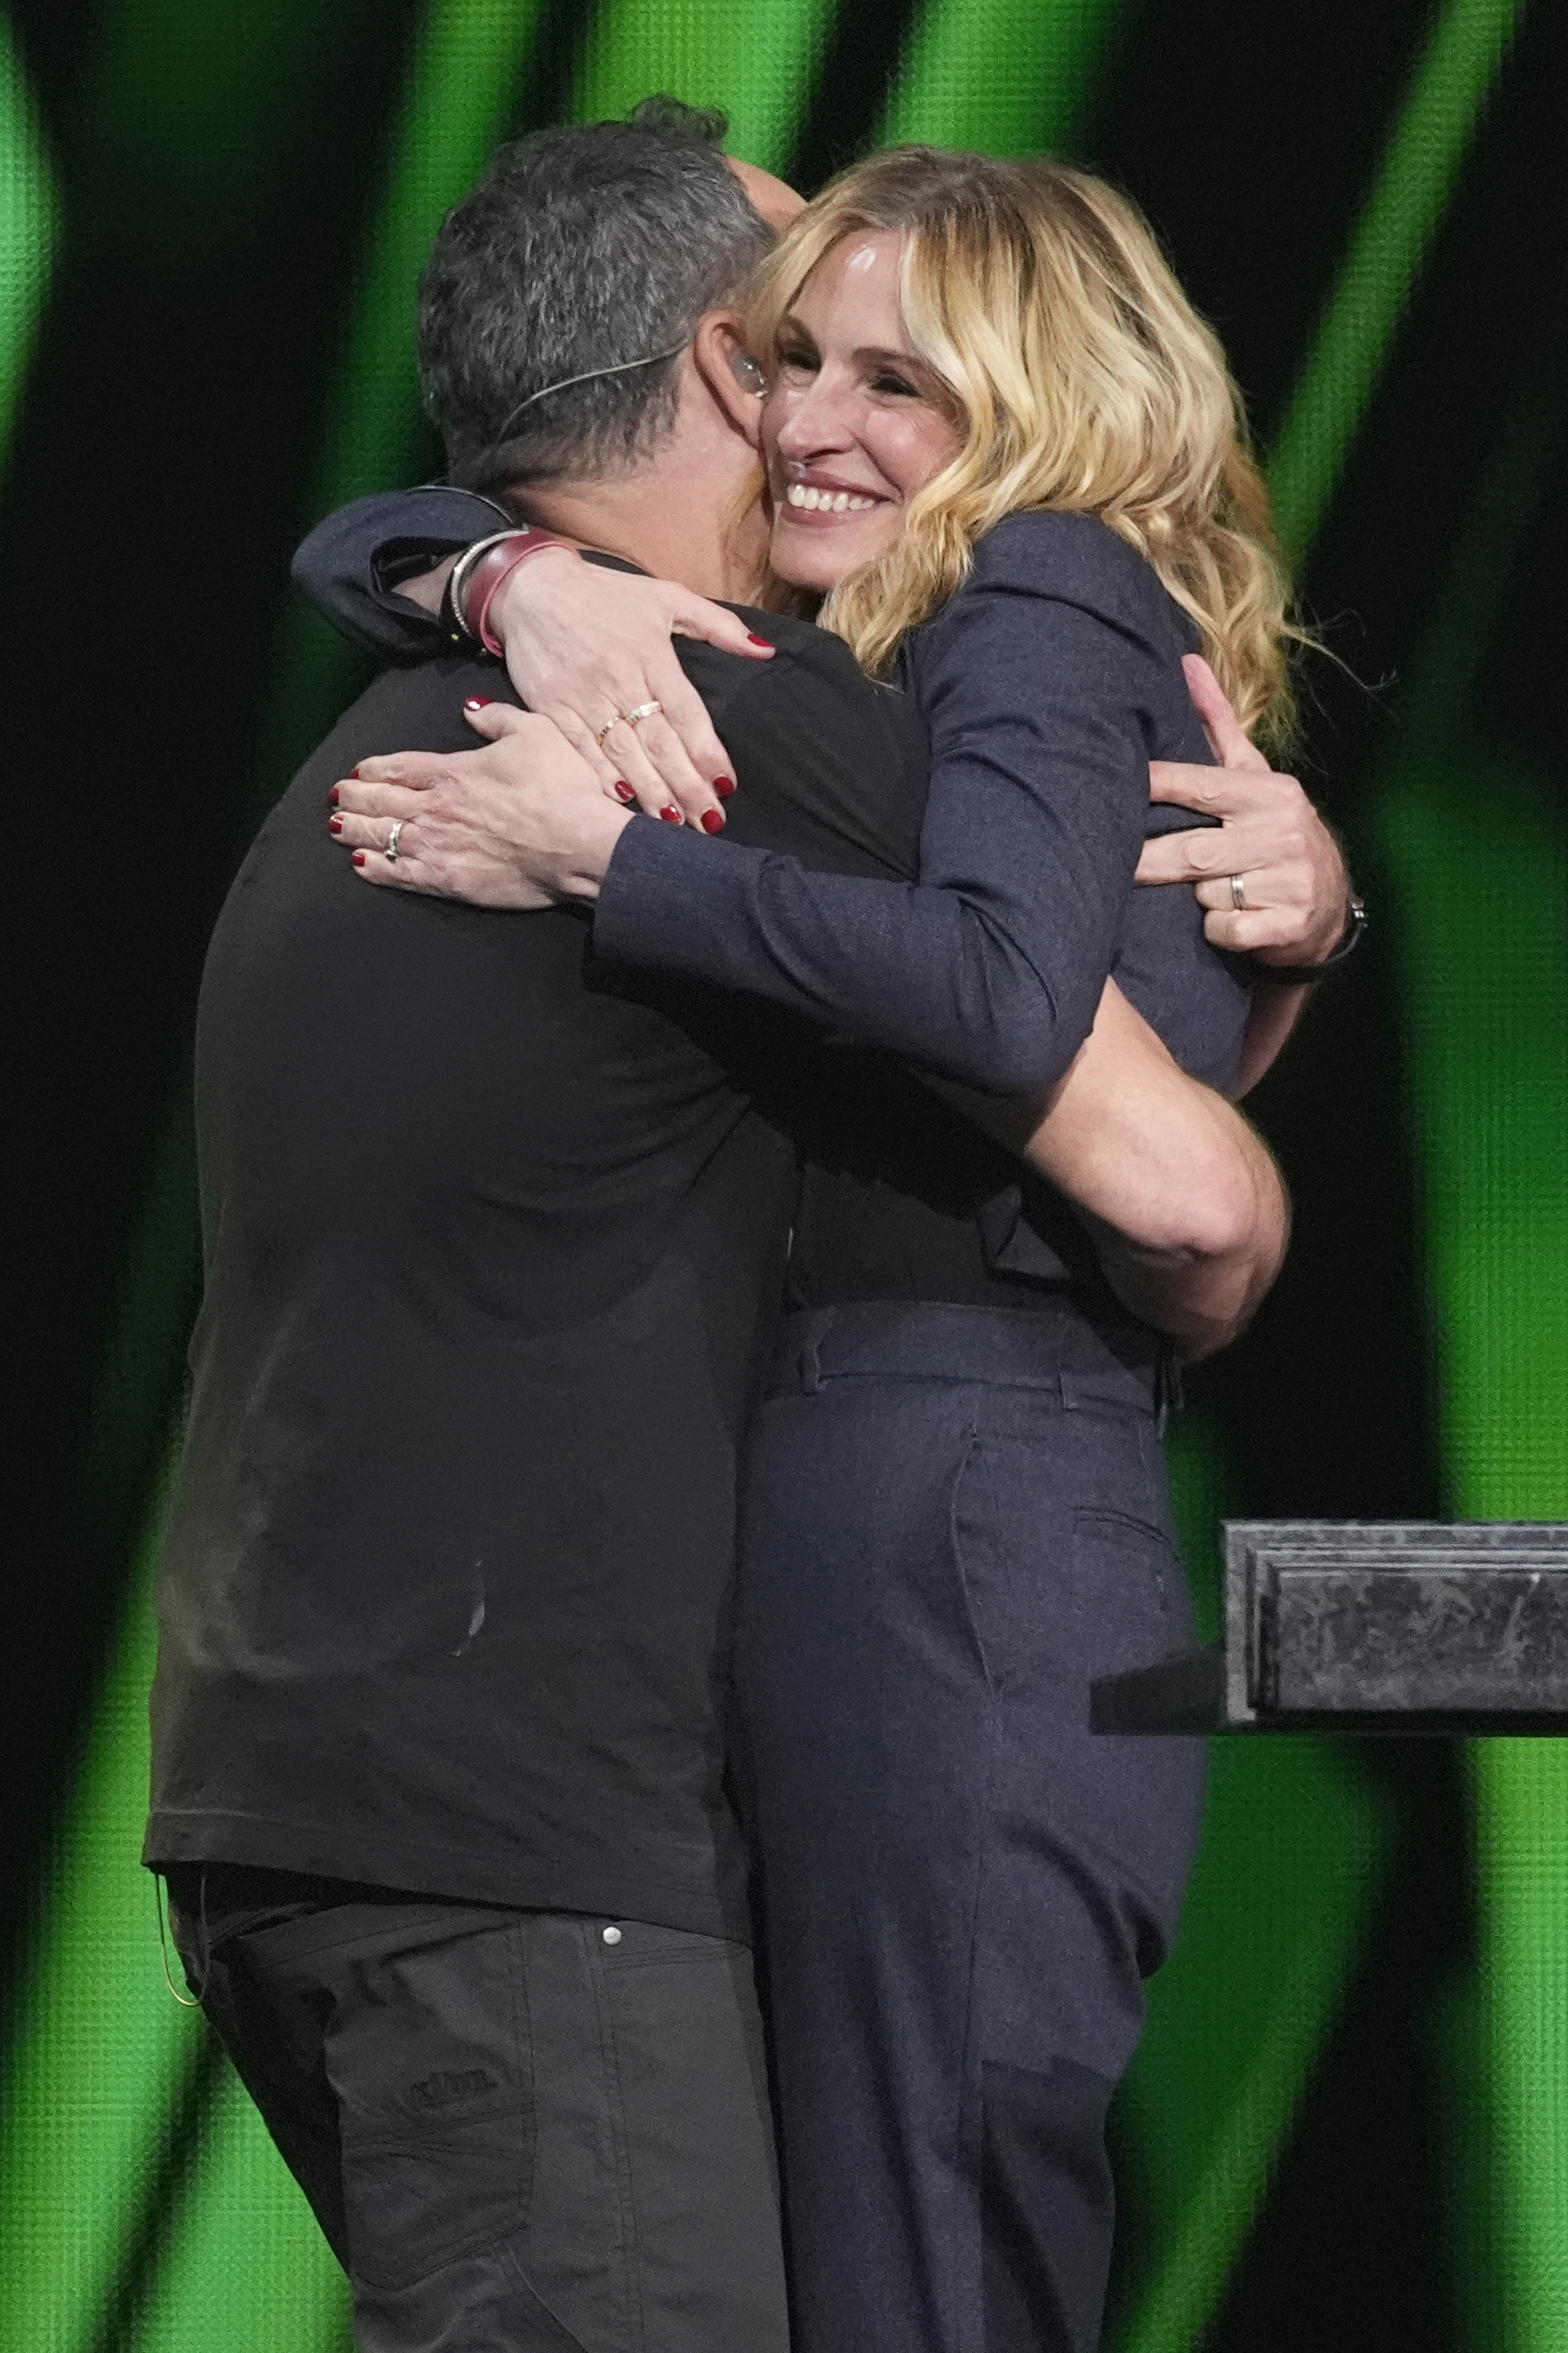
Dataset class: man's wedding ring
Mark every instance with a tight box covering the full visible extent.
[1229,872,1248,912]
[385,820,406,864]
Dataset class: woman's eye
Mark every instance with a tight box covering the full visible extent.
[872,372,919,398]
[776,344,818,375]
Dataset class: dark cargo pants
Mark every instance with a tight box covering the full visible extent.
[167,1868,789,2353]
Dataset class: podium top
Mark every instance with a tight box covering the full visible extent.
[1091,1520,1568,1735]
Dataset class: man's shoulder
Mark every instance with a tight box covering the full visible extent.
[674,612,927,882]
[676,605,888,709]
[235,657,519,895]
[309,652,514,772]
[248,657,516,845]
[676,607,920,760]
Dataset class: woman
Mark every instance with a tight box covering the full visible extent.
[336,149,1301,2351]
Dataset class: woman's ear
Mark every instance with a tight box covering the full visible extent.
[694,310,766,448]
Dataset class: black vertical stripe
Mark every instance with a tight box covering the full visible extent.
[87,2032,231,2353]
[0,0,428,2033]
[505,0,600,136]
[787,0,928,193]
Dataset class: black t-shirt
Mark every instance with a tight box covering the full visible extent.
[145,614,926,1937]
[290,499,1253,1322]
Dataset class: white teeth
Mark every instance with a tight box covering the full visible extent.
[785,482,876,512]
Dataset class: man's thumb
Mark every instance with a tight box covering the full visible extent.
[1182,654,1267,770]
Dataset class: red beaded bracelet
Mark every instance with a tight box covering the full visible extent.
[454,530,570,655]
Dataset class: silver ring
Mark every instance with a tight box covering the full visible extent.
[385,819,406,864]
[621,701,664,728]
[1229,872,1248,912]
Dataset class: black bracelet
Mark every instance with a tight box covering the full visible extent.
[1254,893,1367,986]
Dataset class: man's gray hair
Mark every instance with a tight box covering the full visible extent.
[418,98,775,495]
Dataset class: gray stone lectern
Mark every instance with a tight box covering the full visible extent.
[1091,1521,1568,1734]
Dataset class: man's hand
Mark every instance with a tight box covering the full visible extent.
[949,979,1289,1359]
[1137,656,1350,966]
[329,706,631,907]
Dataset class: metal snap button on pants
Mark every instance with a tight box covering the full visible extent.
[167,1873,788,2353]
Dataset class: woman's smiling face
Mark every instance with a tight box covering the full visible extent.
[761,231,965,595]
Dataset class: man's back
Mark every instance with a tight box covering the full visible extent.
[147,629,927,1937]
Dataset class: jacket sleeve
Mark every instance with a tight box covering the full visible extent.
[592,526,1163,1096]
[290,486,512,662]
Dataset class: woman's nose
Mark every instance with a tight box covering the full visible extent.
[774,375,856,458]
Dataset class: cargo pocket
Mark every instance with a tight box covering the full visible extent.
[330,1917,534,2293]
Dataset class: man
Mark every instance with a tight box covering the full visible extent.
[150,101,1346,2353]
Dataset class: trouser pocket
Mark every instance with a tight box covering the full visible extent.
[323,1911,534,2293]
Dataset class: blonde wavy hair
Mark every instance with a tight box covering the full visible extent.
[743,147,1302,747]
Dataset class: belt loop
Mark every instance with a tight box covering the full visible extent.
[798,1307,835,1394]
[1057,1364,1078,1411]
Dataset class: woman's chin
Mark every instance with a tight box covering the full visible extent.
[769,513,894,594]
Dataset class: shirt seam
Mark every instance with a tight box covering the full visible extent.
[145,1802,732,1904]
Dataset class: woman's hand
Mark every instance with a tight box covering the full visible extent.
[482,547,775,828]
[330,706,631,907]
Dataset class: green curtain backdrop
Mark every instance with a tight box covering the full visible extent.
[3,2,1564,2346]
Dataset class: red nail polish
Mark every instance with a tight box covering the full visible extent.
[613,782,636,803]
[701,810,725,833]
[660,807,682,824]
[747,632,771,647]
[329,816,343,835]
[714,776,736,799]
[352,851,367,867]
[329,785,340,806]
[463,697,493,710]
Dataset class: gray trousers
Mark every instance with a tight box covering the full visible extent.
[732,1302,1209,2353]
[168,1869,789,2352]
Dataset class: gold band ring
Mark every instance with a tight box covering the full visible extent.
[594,700,663,750]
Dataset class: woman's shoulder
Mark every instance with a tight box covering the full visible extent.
[902,508,1210,760]
[960,508,1196,647]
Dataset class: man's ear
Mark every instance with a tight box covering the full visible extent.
[694,311,766,449]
